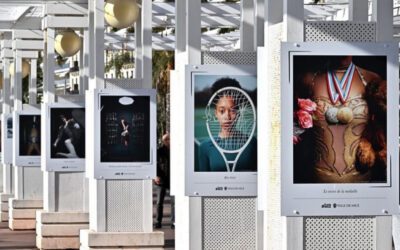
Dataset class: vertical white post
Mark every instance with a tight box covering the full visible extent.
[186,1,202,250]
[14,51,23,200]
[283,0,304,42]
[373,1,395,250]
[44,29,55,103]
[135,7,143,81]
[172,0,189,249]
[94,0,105,89]
[283,0,304,249]
[255,0,265,47]
[349,0,369,22]
[2,58,12,194]
[29,59,37,105]
[141,0,152,88]
[13,52,22,111]
[187,0,201,64]
[371,0,393,42]
[3,59,11,114]
[241,0,255,51]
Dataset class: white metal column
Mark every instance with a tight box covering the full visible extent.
[81,0,163,249]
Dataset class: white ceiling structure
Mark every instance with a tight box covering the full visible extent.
[0,0,399,51]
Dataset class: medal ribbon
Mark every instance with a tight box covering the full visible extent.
[327,62,355,104]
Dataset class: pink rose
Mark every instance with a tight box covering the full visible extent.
[293,135,301,145]
[297,110,313,129]
[298,98,317,113]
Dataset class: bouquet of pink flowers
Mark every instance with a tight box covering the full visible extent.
[293,98,317,144]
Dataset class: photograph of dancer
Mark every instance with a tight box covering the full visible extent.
[51,108,85,159]
[19,115,40,156]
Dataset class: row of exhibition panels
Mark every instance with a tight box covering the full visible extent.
[1,41,399,219]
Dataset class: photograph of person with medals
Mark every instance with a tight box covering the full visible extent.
[293,55,387,184]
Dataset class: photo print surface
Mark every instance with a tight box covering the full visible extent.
[194,75,257,172]
[100,95,150,163]
[51,108,85,159]
[7,116,12,139]
[293,55,387,184]
[19,115,41,156]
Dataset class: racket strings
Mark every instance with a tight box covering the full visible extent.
[206,88,255,152]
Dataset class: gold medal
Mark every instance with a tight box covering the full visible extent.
[337,107,353,124]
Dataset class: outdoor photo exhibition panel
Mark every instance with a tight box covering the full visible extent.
[185,64,257,196]
[281,42,399,216]
[1,114,12,164]
[89,88,156,180]
[13,107,41,167]
[43,103,85,172]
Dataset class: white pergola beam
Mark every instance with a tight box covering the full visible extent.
[13,50,37,59]
[12,39,43,50]
[1,40,12,48]
[44,3,87,15]
[42,16,88,29]
[153,2,240,16]
[1,48,13,58]
[12,30,43,40]
[0,17,41,30]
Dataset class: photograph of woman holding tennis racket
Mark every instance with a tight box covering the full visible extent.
[195,76,257,172]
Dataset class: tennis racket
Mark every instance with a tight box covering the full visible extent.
[205,86,256,172]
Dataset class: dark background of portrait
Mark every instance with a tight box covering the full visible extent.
[19,115,40,156]
[50,108,85,158]
[100,96,150,162]
[7,117,12,139]
[292,55,387,184]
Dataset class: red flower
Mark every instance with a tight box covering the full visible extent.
[297,110,313,129]
[298,98,317,113]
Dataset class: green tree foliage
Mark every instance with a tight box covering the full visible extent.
[22,53,43,104]
[104,52,133,78]
[152,50,174,139]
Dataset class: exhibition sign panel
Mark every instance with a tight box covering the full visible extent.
[185,64,257,196]
[281,42,399,216]
[43,103,85,172]
[13,106,41,167]
[90,88,156,179]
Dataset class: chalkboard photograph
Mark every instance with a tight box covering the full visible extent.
[100,95,150,163]
[19,115,41,156]
[50,108,85,159]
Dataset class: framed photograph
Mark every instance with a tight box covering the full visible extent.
[89,88,156,179]
[185,64,257,196]
[1,113,13,164]
[281,42,399,216]
[13,107,41,166]
[42,103,85,171]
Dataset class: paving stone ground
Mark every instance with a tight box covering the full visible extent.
[0,188,175,250]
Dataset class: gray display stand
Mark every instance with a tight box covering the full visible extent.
[0,35,14,223]
[9,30,44,230]
[79,1,164,249]
[36,3,90,250]
[171,1,263,249]
[280,1,394,250]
